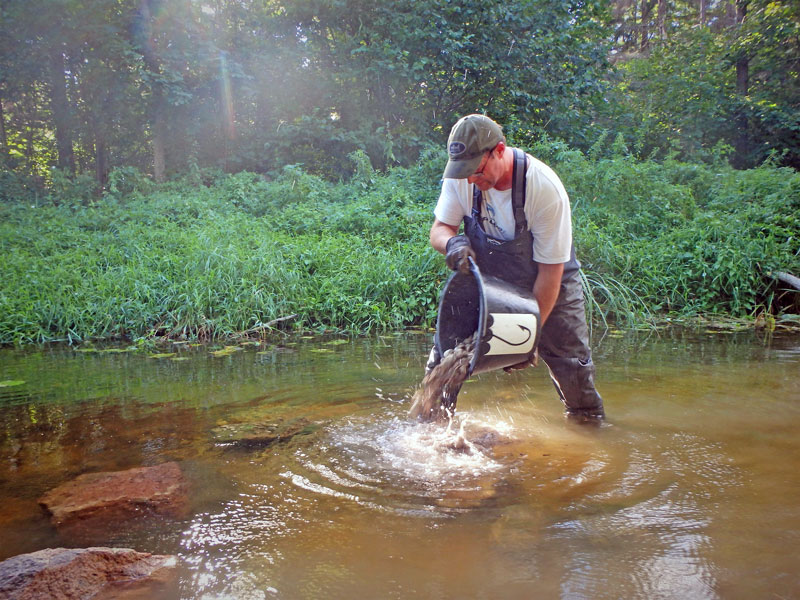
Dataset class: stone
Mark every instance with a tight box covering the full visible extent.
[211,417,319,448]
[0,547,177,600]
[439,423,515,456]
[38,462,189,539]
[465,425,515,451]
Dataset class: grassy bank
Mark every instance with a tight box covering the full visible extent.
[1,145,798,345]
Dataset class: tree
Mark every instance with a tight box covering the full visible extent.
[48,42,75,173]
[733,0,749,167]
[273,0,612,168]
[601,0,800,168]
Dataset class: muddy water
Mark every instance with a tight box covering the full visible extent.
[0,330,799,599]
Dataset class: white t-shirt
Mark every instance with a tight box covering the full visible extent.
[434,152,573,264]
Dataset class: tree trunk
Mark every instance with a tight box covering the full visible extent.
[0,91,8,159]
[640,0,652,51]
[138,0,167,182]
[700,0,707,27]
[25,92,36,172]
[95,136,107,188]
[734,0,749,167]
[48,46,75,173]
[151,97,166,182]
[93,114,109,188]
[219,52,235,171]
[657,0,667,40]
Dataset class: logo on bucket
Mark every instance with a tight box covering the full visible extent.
[484,313,538,357]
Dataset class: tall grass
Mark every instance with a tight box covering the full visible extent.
[1,144,798,345]
[541,139,800,322]
[0,156,445,344]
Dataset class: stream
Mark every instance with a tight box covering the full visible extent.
[1,328,798,599]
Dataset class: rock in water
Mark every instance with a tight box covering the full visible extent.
[409,334,476,422]
[211,417,318,448]
[0,547,177,600]
[38,462,189,542]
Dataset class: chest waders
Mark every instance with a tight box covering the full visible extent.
[464,149,604,418]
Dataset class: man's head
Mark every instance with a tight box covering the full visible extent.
[443,114,505,179]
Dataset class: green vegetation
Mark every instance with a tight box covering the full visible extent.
[0,151,442,344]
[550,141,800,326]
[1,0,798,345]
[2,144,798,345]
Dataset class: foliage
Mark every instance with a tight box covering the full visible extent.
[1,143,798,345]
[0,0,613,182]
[558,149,800,318]
[0,159,443,344]
[3,0,798,181]
[598,0,800,168]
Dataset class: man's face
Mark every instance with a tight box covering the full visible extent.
[467,148,499,191]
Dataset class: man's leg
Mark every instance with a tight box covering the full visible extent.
[537,271,605,419]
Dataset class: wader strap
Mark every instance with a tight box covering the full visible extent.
[471,148,529,233]
[471,185,482,220]
[511,148,528,235]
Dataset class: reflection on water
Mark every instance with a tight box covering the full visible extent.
[1,329,799,599]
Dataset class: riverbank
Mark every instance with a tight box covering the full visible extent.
[1,148,798,345]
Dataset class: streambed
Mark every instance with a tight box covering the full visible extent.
[1,329,799,599]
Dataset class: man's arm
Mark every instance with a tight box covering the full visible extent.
[429,219,460,254]
[533,262,564,325]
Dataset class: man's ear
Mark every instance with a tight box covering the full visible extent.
[494,141,506,157]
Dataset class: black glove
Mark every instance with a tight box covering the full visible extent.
[445,235,476,273]
[503,349,539,373]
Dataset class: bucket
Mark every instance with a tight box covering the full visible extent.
[434,258,541,376]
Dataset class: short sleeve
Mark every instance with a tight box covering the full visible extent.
[434,178,472,226]
[524,156,573,264]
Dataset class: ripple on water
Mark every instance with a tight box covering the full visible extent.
[281,414,520,516]
[179,412,522,597]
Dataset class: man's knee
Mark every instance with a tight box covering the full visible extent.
[542,355,604,416]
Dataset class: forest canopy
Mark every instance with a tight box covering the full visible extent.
[1,0,798,190]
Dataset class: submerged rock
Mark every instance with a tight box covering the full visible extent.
[0,547,177,600]
[211,417,320,448]
[438,422,516,456]
[465,425,515,451]
[38,462,189,540]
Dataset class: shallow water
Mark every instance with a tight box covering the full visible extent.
[1,329,799,599]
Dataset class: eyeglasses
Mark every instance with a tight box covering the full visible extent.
[472,147,496,177]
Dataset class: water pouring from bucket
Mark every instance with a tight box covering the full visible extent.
[409,259,541,422]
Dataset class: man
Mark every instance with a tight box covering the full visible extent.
[428,114,604,420]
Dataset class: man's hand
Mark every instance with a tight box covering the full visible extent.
[503,349,539,373]
[445,235,476,273]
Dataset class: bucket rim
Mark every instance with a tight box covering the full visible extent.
[468,258,487,375]
[434,258,487,376]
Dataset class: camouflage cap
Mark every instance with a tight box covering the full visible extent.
[443,114,504,179]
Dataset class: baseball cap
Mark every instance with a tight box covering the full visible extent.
[443,114,504,179]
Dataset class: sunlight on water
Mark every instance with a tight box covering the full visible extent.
[0,331,798,599]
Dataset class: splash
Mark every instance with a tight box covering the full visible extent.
[332,413,511,488]
[408,334,476,422]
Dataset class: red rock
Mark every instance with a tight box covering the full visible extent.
[38,462,189,540]
[0,547,177,600]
